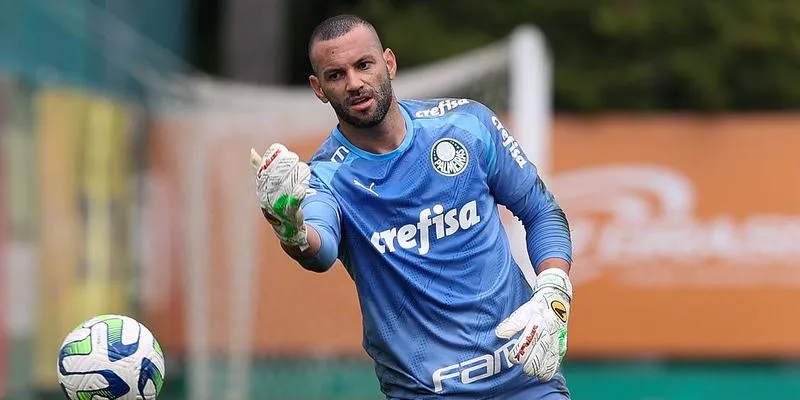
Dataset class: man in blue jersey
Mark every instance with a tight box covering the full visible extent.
[250,14,573,400]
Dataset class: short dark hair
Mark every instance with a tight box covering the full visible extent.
[307,14,381,61]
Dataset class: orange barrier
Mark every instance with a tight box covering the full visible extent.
[552,115,800,359]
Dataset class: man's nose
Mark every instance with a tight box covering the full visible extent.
[345,72,364,92]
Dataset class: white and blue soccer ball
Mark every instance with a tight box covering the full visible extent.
[57,314,166,400]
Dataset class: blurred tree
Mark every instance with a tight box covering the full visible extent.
[190,0,224,75]
[223,0,287,84]
[284,0,800,111]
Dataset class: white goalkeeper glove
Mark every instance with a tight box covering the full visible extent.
[495,268,572,382]
[249,144,311,250]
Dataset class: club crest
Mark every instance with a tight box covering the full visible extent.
[431,138,469,176]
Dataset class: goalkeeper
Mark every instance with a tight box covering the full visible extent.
[251,14,573,400]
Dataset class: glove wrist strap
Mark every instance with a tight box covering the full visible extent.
[535,268,573,301]
[280,226,309,251]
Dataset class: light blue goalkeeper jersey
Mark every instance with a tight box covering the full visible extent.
[300,99,572,400]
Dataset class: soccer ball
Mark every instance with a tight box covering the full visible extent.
[57,314,166,400]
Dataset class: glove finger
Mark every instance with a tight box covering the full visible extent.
[523,320,561,381]
[255,143,284,180]
[282,164,310,205]
[258,144,289,172]
[250,148,263,172]
[293,204,305,228]
[259,186,288,216]
[269,193,301,222]
[264,159,299,194]
[272,221,293,239]
[495,300,539,339]
[508,313,543,366]
[267,148,299,179]
[282,184,307,223]
[279,160,309,194]
[256,172,289,202]
[280,163,311,219]
[296,161,312,187]
[261,166,306,209]
[257,145,299,188]
[265,164,307,210]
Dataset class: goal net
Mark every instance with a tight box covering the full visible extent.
[140,26,553,400]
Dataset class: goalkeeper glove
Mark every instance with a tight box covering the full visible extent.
[250,144,311,250]
[495,267,572,382]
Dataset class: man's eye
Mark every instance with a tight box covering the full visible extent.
[327,72,340,80]
[358,62,371,70]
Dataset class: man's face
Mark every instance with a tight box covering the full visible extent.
[309,26,396,129]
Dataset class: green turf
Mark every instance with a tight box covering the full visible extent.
[31,360,800,399]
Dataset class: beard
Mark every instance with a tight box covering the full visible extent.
[329,75,393,129]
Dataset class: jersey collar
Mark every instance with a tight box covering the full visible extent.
[331,102,414,161]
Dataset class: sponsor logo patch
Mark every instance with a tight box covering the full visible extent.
[551,300,568,323]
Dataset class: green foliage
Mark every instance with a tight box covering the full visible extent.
[287,0,800,111]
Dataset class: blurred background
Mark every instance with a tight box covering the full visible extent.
[2,0,800,399]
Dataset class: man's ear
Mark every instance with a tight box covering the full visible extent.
[384,48,397,80]
[309,75,328,103]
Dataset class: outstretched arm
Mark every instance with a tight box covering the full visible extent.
[279,224,322,259]
[251,145,339,272]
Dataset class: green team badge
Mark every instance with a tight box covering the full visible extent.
[431,138,469,176]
